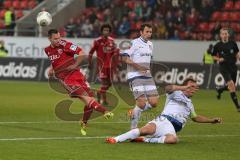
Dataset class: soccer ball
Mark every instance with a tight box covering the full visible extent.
[36,11,52,26]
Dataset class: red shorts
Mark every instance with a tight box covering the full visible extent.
[60,71,93,98]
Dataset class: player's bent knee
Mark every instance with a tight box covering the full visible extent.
[140,123,156,136]
[148,99,159,108]
[149,101,158,108]
[165,135,178,144]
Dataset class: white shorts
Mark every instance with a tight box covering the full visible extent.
[148,116,176,137]
[129,78,159,99]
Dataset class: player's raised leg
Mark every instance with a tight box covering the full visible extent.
[79,95,114,135]
[44,29,114,136]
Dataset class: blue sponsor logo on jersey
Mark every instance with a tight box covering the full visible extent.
[140,53,151,56]
[70,45,77,51]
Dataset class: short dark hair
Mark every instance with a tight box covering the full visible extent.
[101,24,112,32]
[182,77,196,86]
[48,29,59,37]
[140,23,152,31]
[220,27,229,34]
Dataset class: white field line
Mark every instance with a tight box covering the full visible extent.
[0,135,239,141]
[0,121,239,124]
[0,136,108,141]
[0,121,130,124]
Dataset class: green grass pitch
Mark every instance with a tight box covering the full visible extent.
[0,81,239,160]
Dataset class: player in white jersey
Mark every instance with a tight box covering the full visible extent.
[121,24,159,129]
[106,78,222,144]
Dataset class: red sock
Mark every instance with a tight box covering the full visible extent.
[88,99,107,113]
[82,105,93,124]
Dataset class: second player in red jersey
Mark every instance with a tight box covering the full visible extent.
[45,29,114,135]
[88,24,119,105]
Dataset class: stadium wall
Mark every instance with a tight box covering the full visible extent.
[1,37,218,63]
[1,58,240,89]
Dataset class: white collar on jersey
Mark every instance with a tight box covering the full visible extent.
[139,36,148,43]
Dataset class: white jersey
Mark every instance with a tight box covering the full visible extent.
[122,37,153,80]
[161,91,196,126]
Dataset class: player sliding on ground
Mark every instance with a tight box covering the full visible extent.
[121,24,159,129]
[106,78,222,144]
[44,29,114,136]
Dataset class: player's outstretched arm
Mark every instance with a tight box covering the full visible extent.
[165,83,198,94]
[121,55,149,72]
[66,50,85,71]
[191,115,222,124]
[165,85,187,93]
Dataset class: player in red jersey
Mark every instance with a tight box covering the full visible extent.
[88,24,120,105]
[44,29,114,135]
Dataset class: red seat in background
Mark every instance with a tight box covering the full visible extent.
[3,1,12,8]
[211,11,221,21]
[208,22,216,32]
[12,0,21,10]
[16,10,24,19]
[223,1,234,10]
[229,12,239,21]
[198,22,209,32]
[127,1,135,9]
[0,10,6,19]
[28,0,37,9]
[221,12,230,21]
[20,0,28,9]
[0,20,5,29]
[234,1,240,10]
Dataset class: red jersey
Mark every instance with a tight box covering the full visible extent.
[44,39,82,79]
[89,36,118,69]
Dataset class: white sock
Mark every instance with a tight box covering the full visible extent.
[143,102,152,111]
[144,136,166,144]
[131,106,143,129]
[114,128,140,142]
